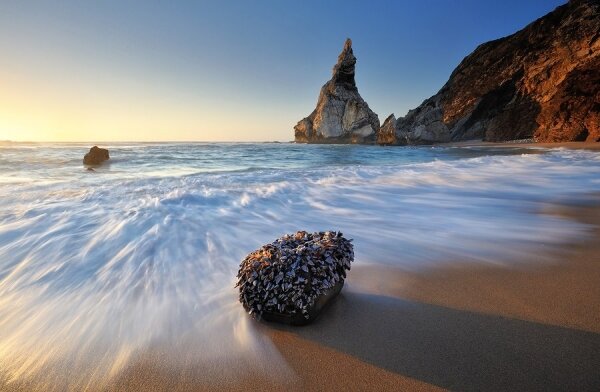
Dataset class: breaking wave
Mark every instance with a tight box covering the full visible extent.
[0,142,599,388]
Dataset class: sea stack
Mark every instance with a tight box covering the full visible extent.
[294,39,380,144]
[380,0,600,144]
[83,146,110,165]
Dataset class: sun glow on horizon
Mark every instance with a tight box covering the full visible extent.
[0,67,294,142]
[0,1,565,143]
[0,103,292,143]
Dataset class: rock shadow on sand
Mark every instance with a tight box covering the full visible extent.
[269,291,600,391]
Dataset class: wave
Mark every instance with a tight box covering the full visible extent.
[0,145,599,388]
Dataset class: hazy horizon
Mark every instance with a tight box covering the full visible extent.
[1,0,564,142]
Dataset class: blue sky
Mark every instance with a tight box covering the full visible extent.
[0,0,565,141]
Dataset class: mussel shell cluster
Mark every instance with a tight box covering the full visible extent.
[236,231,354,320]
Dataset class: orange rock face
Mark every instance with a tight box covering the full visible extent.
[535,55,600,142]
[388,0,600,144]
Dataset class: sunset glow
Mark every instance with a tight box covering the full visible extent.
[1,1,599,391]
[0,1,563,142]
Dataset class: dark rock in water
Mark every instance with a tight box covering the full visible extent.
[380,0,600,144]
[86,167,95,172]
[83,146,109,165]
[294,39,379,144]
[236,231,354,325]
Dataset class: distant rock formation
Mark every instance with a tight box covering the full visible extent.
[83,146,110,165]
[376,114,399,145]
[294,39,380,143]
[380,0,600,144]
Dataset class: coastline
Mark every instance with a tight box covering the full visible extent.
[440,140,600,150]
[294,140,600,151]
[117,197,600,391]
[4,196,597,391]
[263,197,600,391]
[1,0,598,390]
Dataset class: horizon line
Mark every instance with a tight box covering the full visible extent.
[1,139,293,144]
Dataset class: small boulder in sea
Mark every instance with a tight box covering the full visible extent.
[83,146,110,165]
[236,231,353,325]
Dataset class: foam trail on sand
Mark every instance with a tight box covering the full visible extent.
[0,142,599,388]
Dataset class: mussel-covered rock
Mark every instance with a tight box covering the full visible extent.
[236,231,353,325]
[83,146,109,165]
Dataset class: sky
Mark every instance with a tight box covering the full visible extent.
[0,0,565,142]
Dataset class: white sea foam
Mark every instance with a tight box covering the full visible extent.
[0,143,599,388]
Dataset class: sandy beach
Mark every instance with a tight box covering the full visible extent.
[105,199,600,391]
[2,0,599,389]
[3,197,595,391]
[1,144,599,392]
[260,200,600,391]
[444,140,600,151]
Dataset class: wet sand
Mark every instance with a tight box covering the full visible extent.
[3,201,600,391]
[106,199,600,390]
[262,201,600,391]
[444,140,600,150]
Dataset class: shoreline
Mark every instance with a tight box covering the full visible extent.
[293,139,600,151]
[263,197,600,391]
[440,140,600,150]
[347,201,600,334]
[4,197,597,391]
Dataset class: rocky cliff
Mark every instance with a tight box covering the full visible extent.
[381,0,600,144]
[294,39,380,143]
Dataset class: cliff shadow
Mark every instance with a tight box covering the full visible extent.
[456,69,542,142]
[268,291,600,391]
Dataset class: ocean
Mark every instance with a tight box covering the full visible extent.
[1,141,599,387]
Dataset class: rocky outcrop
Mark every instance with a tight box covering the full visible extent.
[83,146,109,165]
[294,39,380,143]
[377,114,398,145]
[380,0,600,144]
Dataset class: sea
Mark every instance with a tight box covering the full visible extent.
[1,141,599,387]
